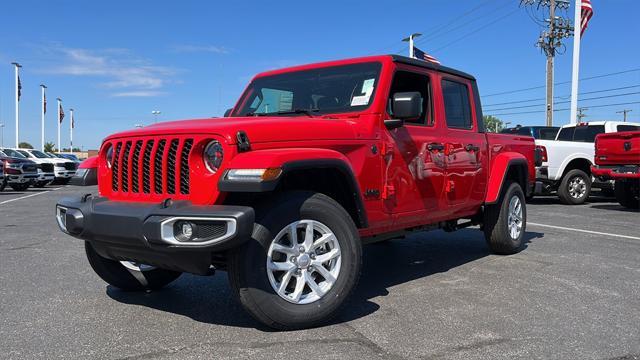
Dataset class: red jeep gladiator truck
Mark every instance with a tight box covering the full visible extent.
[592,131,640,209]
[56,55,537,329]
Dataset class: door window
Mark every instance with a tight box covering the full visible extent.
[442,80,473,129]
[387,71,433,125]
[573,125,605,142]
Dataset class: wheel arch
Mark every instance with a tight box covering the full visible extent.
[560,157,593,179]
[485,152,529,204]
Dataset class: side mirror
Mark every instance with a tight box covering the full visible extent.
[223,108,233,117]
[384,119,404,130]
[392,92,422,120]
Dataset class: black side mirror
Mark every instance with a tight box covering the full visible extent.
[392,92,422,120]
[384,119,404,130]
[223,108,233,117]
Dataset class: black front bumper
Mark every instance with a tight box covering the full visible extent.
[56,196,254,275]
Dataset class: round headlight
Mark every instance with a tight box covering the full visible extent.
[105,144,114,168]
[203,140,224,173]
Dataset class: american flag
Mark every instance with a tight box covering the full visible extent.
[580,0,594,36]
[413,46,441,65]
[43,92,47,114]
[17,76,22,101]
[59,104,65,123]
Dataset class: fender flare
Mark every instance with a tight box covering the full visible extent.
[485,152,529,204]
[218,148,368,227]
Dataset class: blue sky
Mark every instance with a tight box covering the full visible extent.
[0,0,638,149]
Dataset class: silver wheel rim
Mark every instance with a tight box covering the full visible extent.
[266,220,342,305]
[568,176,587,199]
[507,196,523,240]
[120,261,156,272]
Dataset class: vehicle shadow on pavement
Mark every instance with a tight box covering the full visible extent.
[106,229,542,330]
[528,196,613,206]
[589,204,640,213]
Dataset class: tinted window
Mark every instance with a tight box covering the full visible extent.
[557,127,574,141]
[573,125,605,142]
[538,127,559,140]
[388,71,432,125]
[442,80,472,129]
[618,125,640,132]
[1,149,27,158]
[233,62,382,117]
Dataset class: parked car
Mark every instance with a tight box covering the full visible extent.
[591,131,640,209]
[0,153,38,191]
[534,121,640,204]
[69,156,98,186]
[6,148,56,188]
[56,54,537,330]
[500,125,560,140]
[0,160,4,190]
[40,151,79,184]
[56,153,82,163]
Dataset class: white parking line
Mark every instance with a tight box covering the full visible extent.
[0,188,62,205]
[528,222,640,241]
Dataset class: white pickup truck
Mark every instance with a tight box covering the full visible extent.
[535,121,640,204]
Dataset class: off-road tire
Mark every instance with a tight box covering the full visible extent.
[558,169,591,205]
[484,182,527,255]
[228,191,362,330]
[85,242,182,291]
[614,179,640,209]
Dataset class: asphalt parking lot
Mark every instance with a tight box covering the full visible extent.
[1,186,638,360]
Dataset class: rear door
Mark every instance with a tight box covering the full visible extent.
[440,77,488,217]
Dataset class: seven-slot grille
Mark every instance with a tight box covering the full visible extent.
[110,138,194,196]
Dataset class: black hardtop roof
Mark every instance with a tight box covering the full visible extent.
[390,55,476,81]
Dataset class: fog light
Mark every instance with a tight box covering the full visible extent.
[174,221,196,242]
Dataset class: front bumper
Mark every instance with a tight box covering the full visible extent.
[55,170,76,178]
[56,196,255,274]
[591,165,640,180]
[37,172,55,182]
[6,173,38,184]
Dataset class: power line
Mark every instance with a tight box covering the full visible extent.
[486,92,640,112]
[482,68,640,98]
[483,85,640,107]
[486,101,640,116]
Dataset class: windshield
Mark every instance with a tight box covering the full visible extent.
[2,149,27,158]
[232,62,382,117]
[31,150,51,159]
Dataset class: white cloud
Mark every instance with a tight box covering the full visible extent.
[42,45,177,97]
[172,44,229,54]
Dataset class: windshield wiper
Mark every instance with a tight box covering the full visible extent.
[245,108,320,117]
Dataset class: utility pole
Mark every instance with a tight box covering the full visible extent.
[522,0,572,126]
[402,33,422,58]
[12,62,22,148]
[616,109,632,122]
[576,107,588,122]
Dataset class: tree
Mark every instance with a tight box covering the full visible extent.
[483,115,504,133]
[18,142,34,149]
[62,147,81,152]
[44,142,56,152]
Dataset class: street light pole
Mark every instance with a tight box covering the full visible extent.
[41,84,47,151]
[152,110,161,123]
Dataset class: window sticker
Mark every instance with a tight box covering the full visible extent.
[351,95,370,106]
[361,78,375,96]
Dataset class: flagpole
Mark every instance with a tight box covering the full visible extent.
[12,62,21,148]
[402,33,422,59]
[57,98,62,152]
[69,108,74,154]
[41,85,46,151]
[569,0,582,125]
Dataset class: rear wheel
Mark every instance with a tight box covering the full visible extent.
[614,179,640,209]
[85,242,182,291]
[228,191,362,330]
[10,183,30,191]
[484,182,526,255]
[558,169,591,205]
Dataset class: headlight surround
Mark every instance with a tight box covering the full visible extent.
[203,140,224,173]
[6,163,22,170]
[104,144,114,168]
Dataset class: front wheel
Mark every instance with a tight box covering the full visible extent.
[0,179,6,192]
[614,179,640,209]
[228,191,362,330]
[85,242,182,291]
[484,182,527,255]
[558,169,591,205]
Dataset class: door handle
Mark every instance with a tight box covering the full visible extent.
[427,143,445,152]
[465,144,480,152]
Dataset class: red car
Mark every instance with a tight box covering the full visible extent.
[592,131,640,209]
[57,55,537,329]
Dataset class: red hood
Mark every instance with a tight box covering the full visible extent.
[105,116,376,145]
